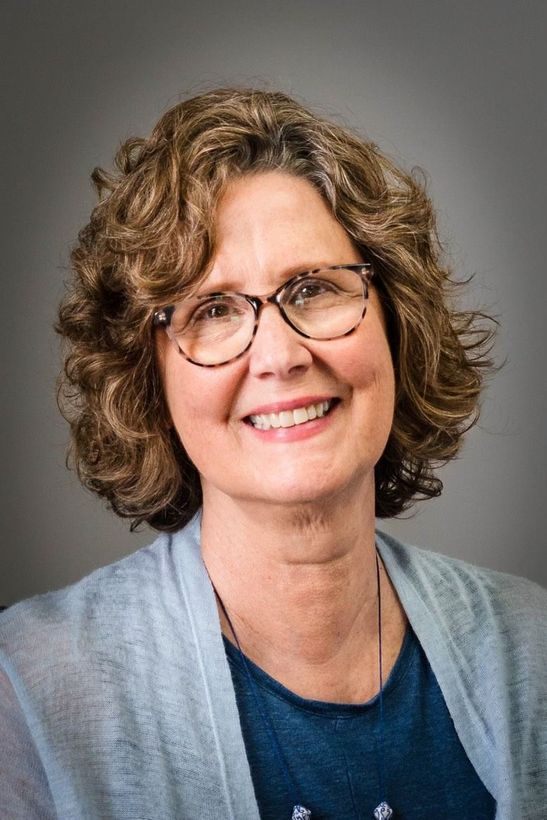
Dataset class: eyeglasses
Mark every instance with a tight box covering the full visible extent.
[153,263,373,367]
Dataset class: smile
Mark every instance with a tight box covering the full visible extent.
[248,399,336,430]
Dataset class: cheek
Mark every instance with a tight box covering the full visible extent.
[339,322,394,393]
[157,342,205,443]
[161,353,241,459]
[371,347,396,452]
[339,327,395,438]
[165,372,209,437]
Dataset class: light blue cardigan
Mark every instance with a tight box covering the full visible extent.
[1,515,546,819]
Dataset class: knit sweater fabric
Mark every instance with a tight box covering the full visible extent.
[0,514,546,819]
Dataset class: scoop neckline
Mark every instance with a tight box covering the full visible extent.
[223,623,415,718]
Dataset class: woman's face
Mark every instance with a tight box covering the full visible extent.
[158,171,395,510]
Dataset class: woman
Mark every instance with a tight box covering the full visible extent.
[1,88,545,820]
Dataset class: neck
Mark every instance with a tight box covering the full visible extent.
[200,485,407,703]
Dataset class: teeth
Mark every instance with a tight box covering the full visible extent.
[280,410,293,428]
[249,400,333,430]
[293,407,309,425]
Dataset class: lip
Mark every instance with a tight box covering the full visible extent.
[243,398,340,442]
[242,395,337,419]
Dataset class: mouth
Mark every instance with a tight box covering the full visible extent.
[245,398,340,431]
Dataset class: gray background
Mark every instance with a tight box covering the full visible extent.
[2,0,546,606]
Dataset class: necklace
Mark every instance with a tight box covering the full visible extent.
[207,550,393,820]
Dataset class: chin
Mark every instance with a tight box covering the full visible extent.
[247,469,368,508]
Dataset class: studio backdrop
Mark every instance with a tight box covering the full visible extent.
[2,0,546,605]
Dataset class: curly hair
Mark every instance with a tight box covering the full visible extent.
[57,87,496,531]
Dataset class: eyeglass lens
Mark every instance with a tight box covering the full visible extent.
[167,266,367,366]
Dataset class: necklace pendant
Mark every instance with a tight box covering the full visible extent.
[292,805,312,819]
[373,801,393,819]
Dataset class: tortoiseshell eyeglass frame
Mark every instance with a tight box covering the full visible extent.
[152,263,374,368]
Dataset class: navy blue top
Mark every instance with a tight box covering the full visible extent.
[224,625,496,819]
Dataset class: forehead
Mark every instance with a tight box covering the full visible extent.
[204,171,360,291]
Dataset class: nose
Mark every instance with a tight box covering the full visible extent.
[248,302,313,379]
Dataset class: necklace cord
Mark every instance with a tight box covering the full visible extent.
[207,568,301,808]
[376,551,386,804]
[204,549,389,818]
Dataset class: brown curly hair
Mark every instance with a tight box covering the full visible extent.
[57,87,496,532]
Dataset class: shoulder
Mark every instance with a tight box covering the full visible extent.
[1,533,167,646]
[0,515,205,677]
[376,532,547,813]
[0,515,203,648]
[376,528,547,686]
[377,528,547,628]
[0,516,209,751]
[0,521,199,686]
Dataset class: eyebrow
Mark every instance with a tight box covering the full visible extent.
[193,260,352,297]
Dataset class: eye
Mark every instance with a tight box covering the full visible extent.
[288,278,339,307]
[185,296,248,331]
[195,302,233,321]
